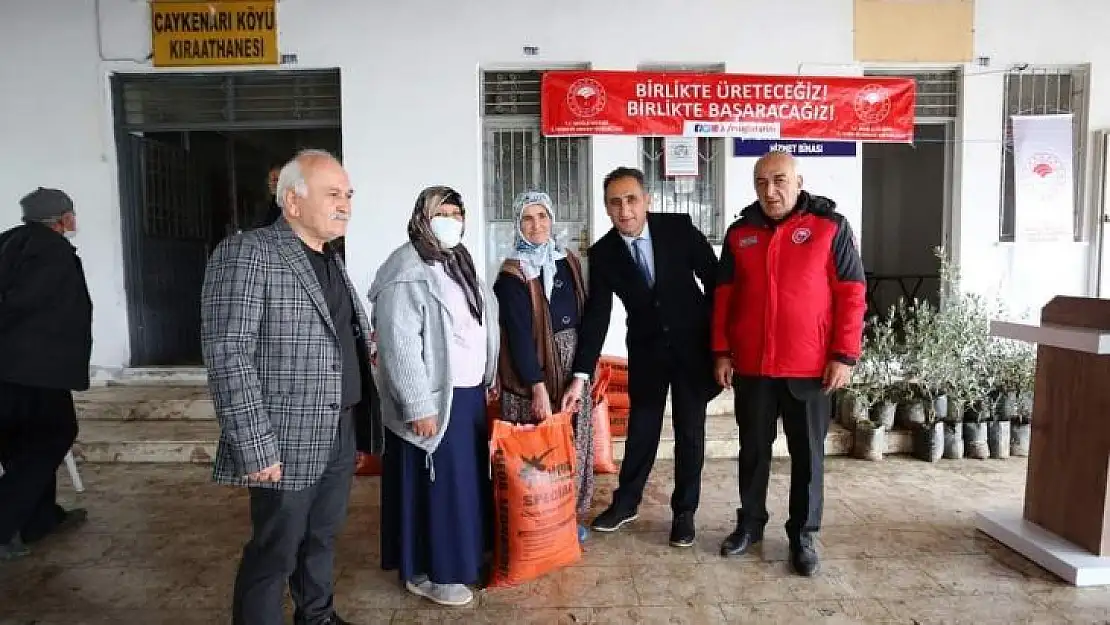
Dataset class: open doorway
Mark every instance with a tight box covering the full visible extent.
[861,123,952,317]
[112,70,342,366]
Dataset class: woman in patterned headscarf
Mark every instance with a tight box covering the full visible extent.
[492,190,595,543]
[370,185,500,607]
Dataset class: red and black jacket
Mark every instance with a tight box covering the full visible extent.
[712,192,867,379]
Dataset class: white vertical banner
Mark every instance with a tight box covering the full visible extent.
[1011,114,1075,242]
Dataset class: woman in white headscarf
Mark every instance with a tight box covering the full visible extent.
[492,190,595,543]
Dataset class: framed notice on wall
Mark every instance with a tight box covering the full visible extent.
[151,1,278,67]
[664,137,699,177]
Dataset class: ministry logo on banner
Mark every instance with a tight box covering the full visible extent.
[1011,114,1075,243]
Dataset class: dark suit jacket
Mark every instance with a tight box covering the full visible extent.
[572,212,720,400]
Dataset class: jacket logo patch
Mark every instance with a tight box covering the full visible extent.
[791,228,811,244]
[738,235,759,248]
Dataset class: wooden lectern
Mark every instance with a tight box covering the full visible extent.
[978,296,1110,586]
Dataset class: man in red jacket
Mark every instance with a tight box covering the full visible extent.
[712,151,866,576]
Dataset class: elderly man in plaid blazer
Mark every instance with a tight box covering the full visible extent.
[201,149,382,625]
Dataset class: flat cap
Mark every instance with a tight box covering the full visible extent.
[20,187,74,222]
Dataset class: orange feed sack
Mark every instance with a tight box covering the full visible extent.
[598,355,628,371]
[592,357,633,437]
[608,392,631,410]
[489,412,582,587]
[591,398,619,474]
[609,407,630,438]
[609,368,629,389]
[591,367,612,403]
[354,452,381,477]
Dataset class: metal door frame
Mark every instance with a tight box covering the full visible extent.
[936,120,958,265]
[1092,129,1110,297]
[110,69,342,366]
[113,122,148,366]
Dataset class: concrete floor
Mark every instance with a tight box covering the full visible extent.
[1,457,1108,624]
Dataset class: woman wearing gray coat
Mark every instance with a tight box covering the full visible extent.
[368,186,499,608]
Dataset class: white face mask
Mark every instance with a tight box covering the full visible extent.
[429,216,464,249]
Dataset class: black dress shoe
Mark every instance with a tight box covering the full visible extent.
[719,528,761,557]
[720,509,762,557]
[321,614,355,625]
[591,505,638,532]
[789,535,820,577]
[669,512,695,548]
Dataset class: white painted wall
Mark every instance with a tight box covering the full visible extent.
[0,0,1104,370]
[961,0,1110,317]
[0,1,131,369]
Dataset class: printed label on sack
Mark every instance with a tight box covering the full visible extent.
[490,416,581,586]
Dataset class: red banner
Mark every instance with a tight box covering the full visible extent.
[541,70,916,143]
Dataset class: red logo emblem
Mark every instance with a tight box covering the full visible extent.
[1023,151,1066,200]
[853,84,893,125]
[791,228,811,244]
[1028,152,1062,179]
[566,78,606,118]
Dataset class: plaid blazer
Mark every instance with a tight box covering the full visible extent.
[200,219,382,491]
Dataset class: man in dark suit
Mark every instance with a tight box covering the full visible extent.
[201,149,382,625]
[0,188,92,562]
[560,167,720,548]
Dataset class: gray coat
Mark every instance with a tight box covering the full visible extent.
[200,219,383,491]
[367,243,498,475]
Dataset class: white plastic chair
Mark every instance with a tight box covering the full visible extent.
[0,449,83,493]
[63,450,84,493]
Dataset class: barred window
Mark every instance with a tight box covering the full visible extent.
[641,137,724,242]
[480,70,592,279]
[999,67,1089,242]
[638,64,726,243]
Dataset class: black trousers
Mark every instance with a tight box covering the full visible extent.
[612,347,708,516]
[232,410,357,625]
[0,381,78,545]
[734,376,831,540]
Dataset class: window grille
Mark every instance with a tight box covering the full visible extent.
[480,70,593,281]
[117,69,341,131]
[482,123,590,225]
[865,69,961,120]
[641,137,724,242]
[637,64,726,242]
[998,67,1088,242]
[482,70,542,117]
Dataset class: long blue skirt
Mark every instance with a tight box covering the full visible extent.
[380,385,492,585]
